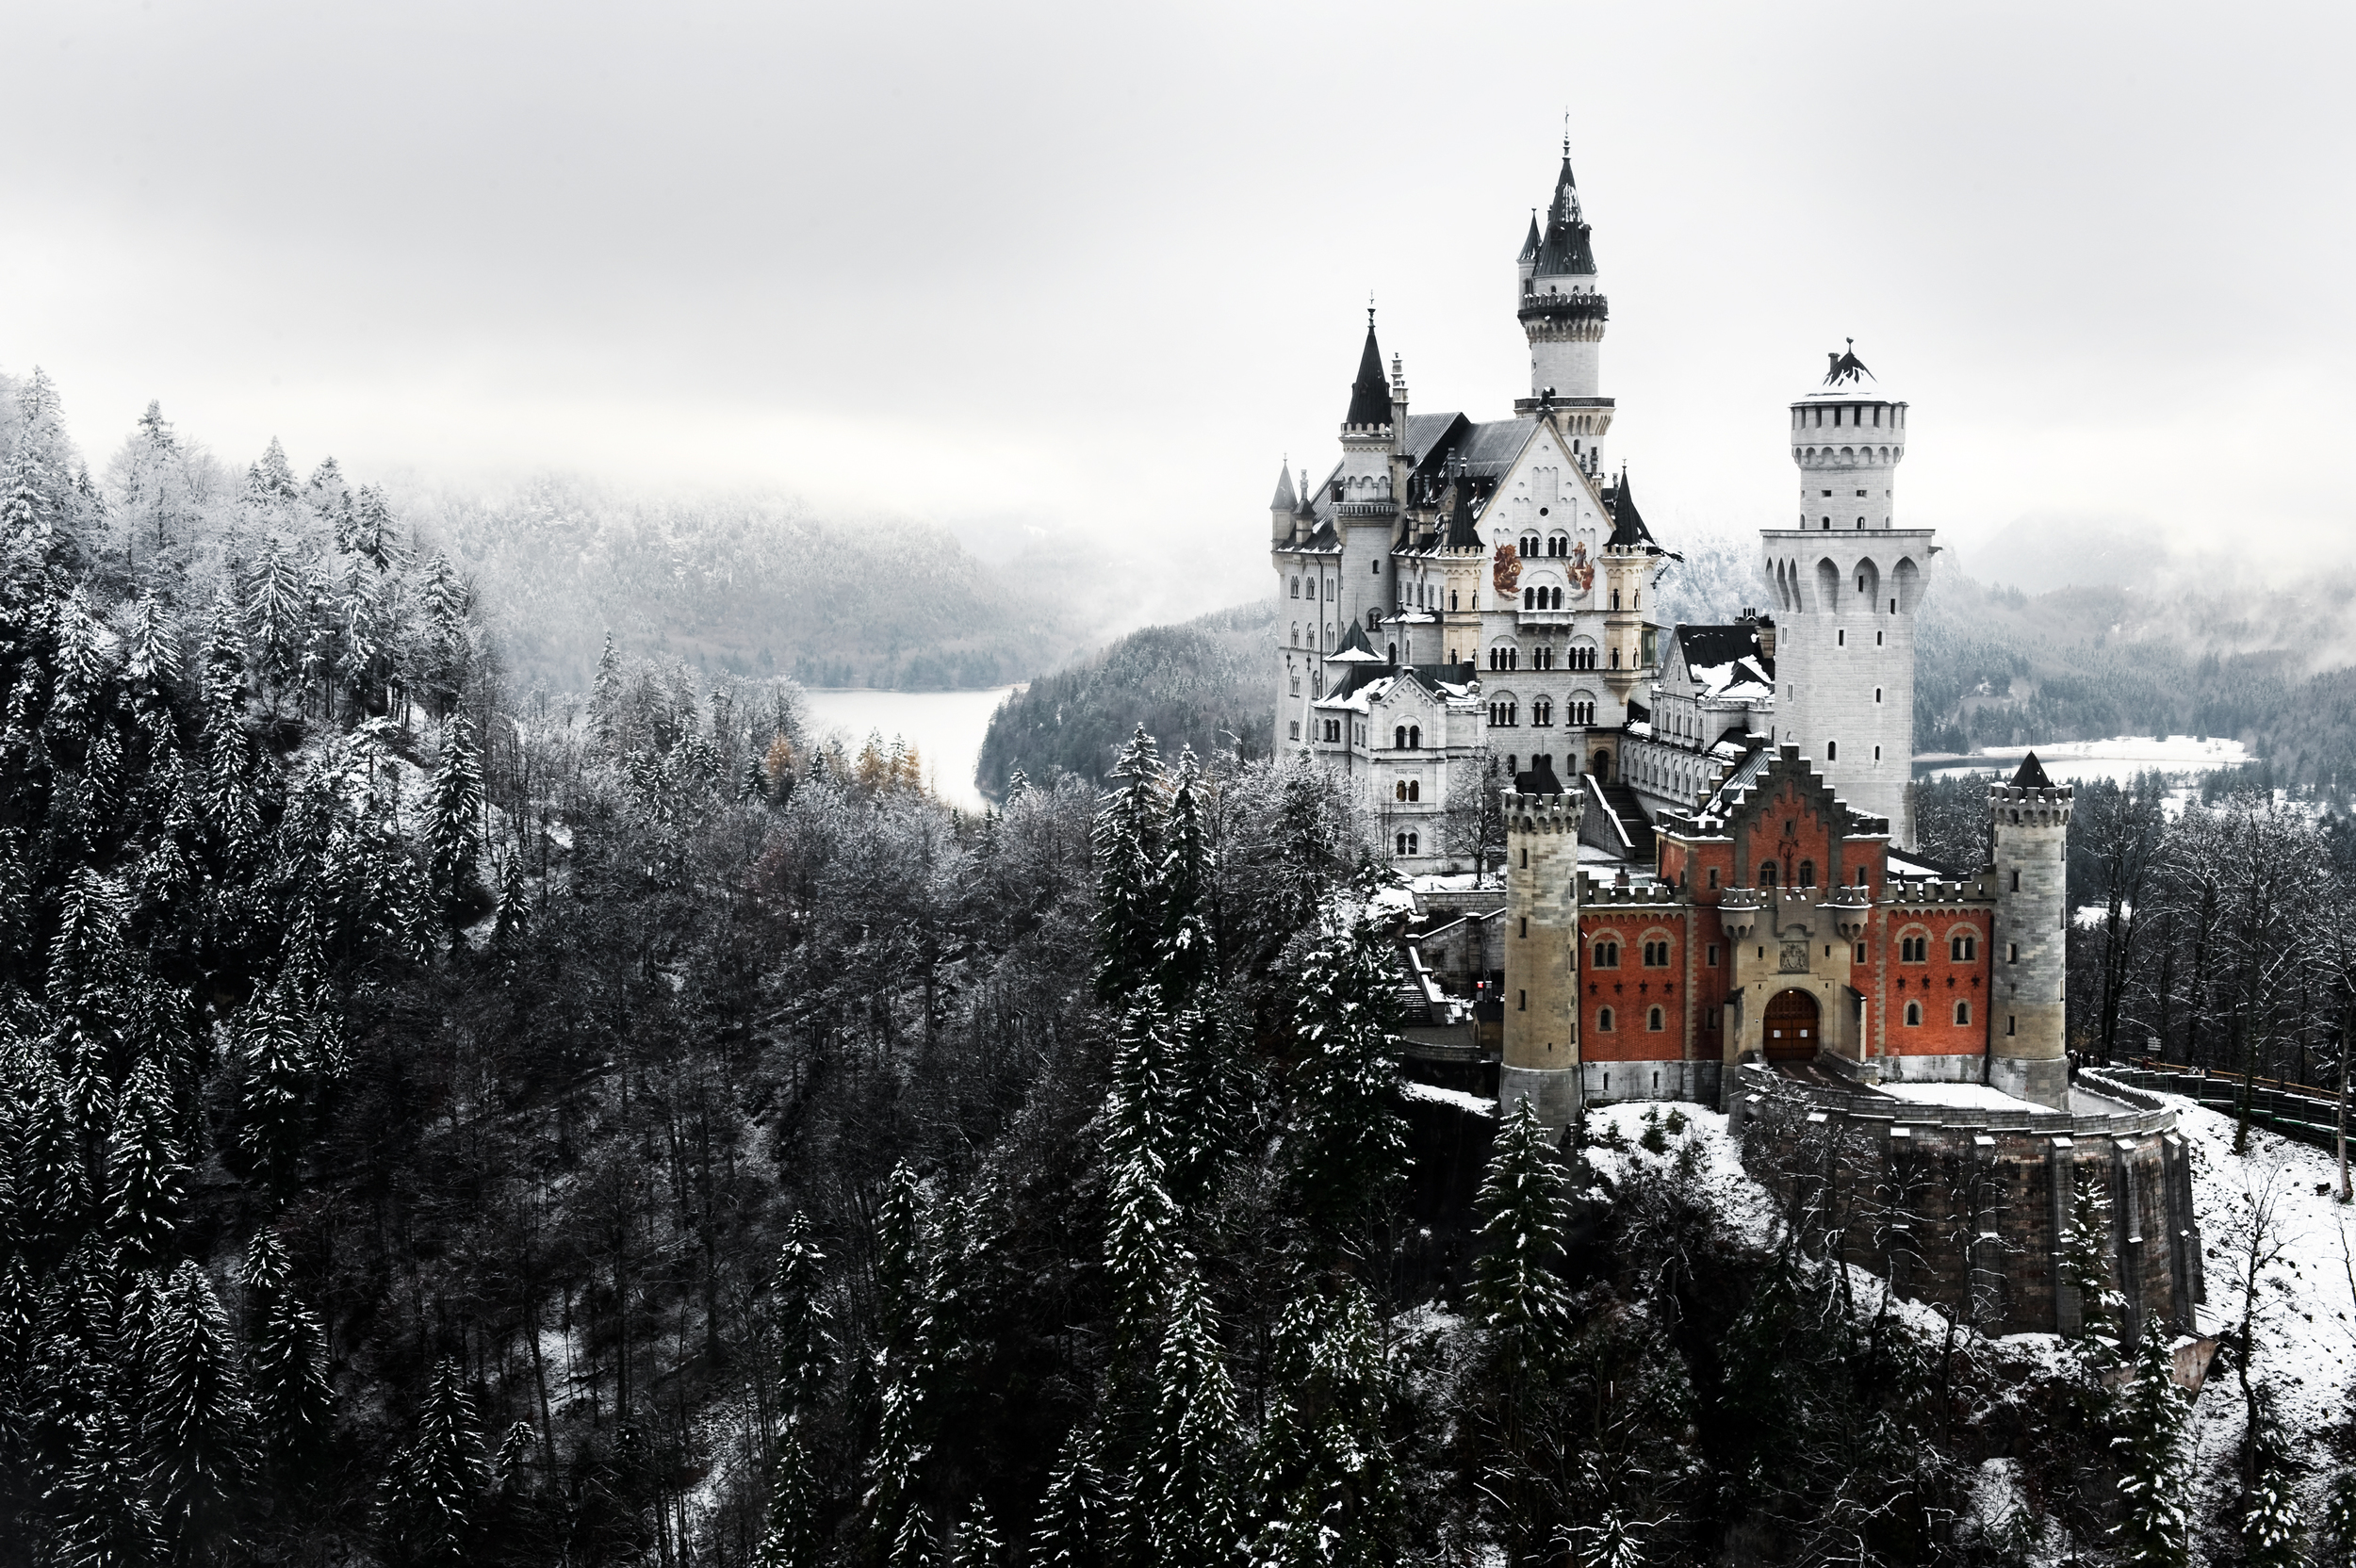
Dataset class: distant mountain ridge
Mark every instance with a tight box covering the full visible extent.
[405,476,1088,694]
[974,600,1276,799]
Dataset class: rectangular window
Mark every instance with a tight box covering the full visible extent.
[2008,942,2019,963]
[1855,942,1867,963]
[1518,990,1527,1012]
[1519,917,1528,939]
[1287,720,1301,740]
[1708,867,1719,889]
[1706,944,1718,966]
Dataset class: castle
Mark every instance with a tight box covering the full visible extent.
[1268,142,2071,1122]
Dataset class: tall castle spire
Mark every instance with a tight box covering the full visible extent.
[1343,305,1391,431]
[1517,139,1611,430]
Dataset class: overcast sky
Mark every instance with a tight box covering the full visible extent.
[4,0,2350,614]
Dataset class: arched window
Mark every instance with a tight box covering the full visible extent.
[1449,589,1459,611]
[1825,740,1838,762]
[1405,832,1418,855]
[1759,862,1778,887]
[1394,726,1407,749]
[1386,643,1397,663]
[1550,586,1563,609]
[1951,934,1977,961]
[1289,577,1300,598]
[1642,939,1670,967]
[1646,1006,1664,1032]
[1955,1002,1972,1025]
[1597,1006,1615,1032]
[1408,726,1420,748]
[1523,587,1534,610]
[1594,940,1621,969]
[1901,935,1927,963]
[1905,1002,1922,1026]
[1797,860,1815,888]
[1394,781,1408,802]
[1409,779,1420,801]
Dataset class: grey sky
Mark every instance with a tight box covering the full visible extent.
[4,0,2349,617]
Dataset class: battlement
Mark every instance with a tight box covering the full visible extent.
[1503,791,1583,834]
[1989,782,2074,827]
[1575,876,1675,904]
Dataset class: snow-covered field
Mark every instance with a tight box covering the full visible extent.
[1918,735,2250,788]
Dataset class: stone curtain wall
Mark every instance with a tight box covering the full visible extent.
[1728,1070,2201,1338]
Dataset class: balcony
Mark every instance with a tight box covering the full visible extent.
[1517,291,1610,322]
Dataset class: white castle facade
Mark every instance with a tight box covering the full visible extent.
[1269,142,1937,860]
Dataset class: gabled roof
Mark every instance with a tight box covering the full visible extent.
[1345,321,1391,429]
[2011,752,2053,789]
[1325,619,1383,664]
[1269,465,1296,512]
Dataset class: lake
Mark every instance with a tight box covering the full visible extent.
[798,686,1021,811]
[1912,735,2251,787]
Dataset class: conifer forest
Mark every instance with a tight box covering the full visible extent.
[10,365,2344,1568]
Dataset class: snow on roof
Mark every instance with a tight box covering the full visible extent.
[1402,1081,1495,1118]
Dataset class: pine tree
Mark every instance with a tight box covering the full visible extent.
[951,1499,1004,1568]
[890,1505,941,1568]
[48,1410,166,1568]
[591,632,622,744]
[242,437,300,509]
[1471,1098,1575,1383]
[757,1417,826,1568]
[105,1054,188,1263]
[426,711,484,935]
[771,1212,835,1419]
[1092,726,1165,1002]
[2322,1468,2356,1568]
[1031,1426,1109,1568]
[241,1231,332,1471]
[1158,747,1217,1005]
[381,1358,490,1566]
[2060,1164,2124,1364]
[2107,1313,2189,1566]
[149,1261,255,1562]
[867,1166,939,1558]
[1284,910,1407,1264]
[15,1051,93,1271]
[1104,999,1179,1334]
[1247,1283,1400,1568]
[231,981,312,1197]
[2241,1390,2304,1568]
[1134,1264,1239,1568]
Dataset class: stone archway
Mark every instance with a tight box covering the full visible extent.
[1763,988,1820,1062]
[1589,748,1612,782]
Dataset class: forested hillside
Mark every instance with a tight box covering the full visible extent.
[404,477,1087,694]
[973,601,1273,800]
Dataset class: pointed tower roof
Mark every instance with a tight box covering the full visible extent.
[1606,467,1657,548]
[1443,468,1482,549]
[1269,464,1297,512]
[1345,312,1390,428]
[2010,751,2053,789]
[1534,150,1597,276]
[1518,210,1542,265]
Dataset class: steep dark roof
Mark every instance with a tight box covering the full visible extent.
[1513,756,1566,797]
[1533,155,1597,276]
[1442,473,1482,548]
[1345,322,1390,428]
[2011,752,2053,789]
[1674,623,1775,681]
[1269,465,1296,511]
[1334,619,1376,657]
[1606,469,1658,548]
[1518,210,1542,265]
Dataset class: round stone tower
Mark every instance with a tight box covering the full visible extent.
[1500,782,1584,1129]
[1762,343,1928,846]
[1988,754,2073,1109]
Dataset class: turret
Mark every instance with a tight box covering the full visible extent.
[1518,143,1609,408]
[1336,310,1400,647]
[1762,343,1929,846]
[1500,773,1584,1128]
[1268,462,1297,546]
[1988,754,2072,1109]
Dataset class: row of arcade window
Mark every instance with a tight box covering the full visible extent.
[1393,831,1419,856]
[1392,726,1422,748]
[1392,780,1421,801]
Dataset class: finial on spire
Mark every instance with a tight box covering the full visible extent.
[1562,109,1571,155]
[1367,292,1376,329]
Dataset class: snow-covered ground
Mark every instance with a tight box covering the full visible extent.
[1583,1087,2356,1546]
[1875,1082,2046,1113]
[1918,734,2250,788]
[2163,1094,2356,1541]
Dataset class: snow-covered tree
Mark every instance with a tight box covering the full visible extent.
[1284,909,1406,1264]
[426,711,484,935]
[2059,1164,2123,1364]
[949,1498,1003,1568]
[47,1410,166,1568]
[1246,1283,1400,1568]
[230,982,313,1198]
[771,1211,835,1420]
[2107,1313,2189,1567]
[1104,999,1179,1335]
[381,1358,490,1566]
[1031,1426,1110,1568]
[1092,725,1165,1002]
[105,1054,188,1263]
[1471,1098,1575,1383]
[241,1231,332,1470]
[150,1260,256,1561]
[1132,1263,1239,1568]
[2240,1390,2304,1568]
[757,1417,826,1568]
